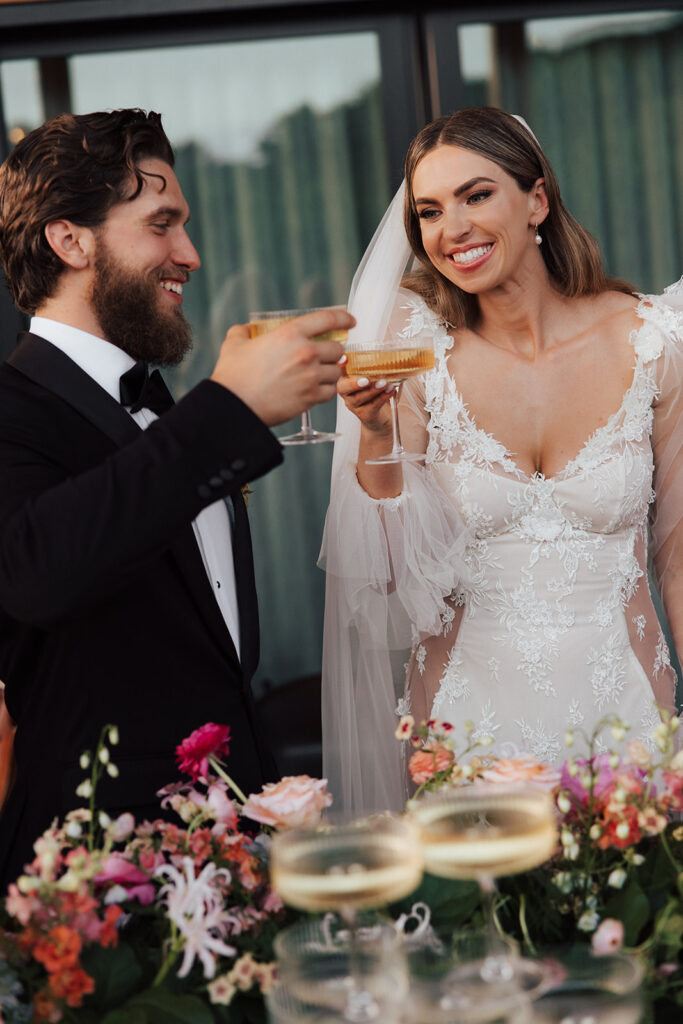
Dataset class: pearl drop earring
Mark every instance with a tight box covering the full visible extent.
[534,223,542,245]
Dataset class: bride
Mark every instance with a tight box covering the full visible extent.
[319,107,682,814]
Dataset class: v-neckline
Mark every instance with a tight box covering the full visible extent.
[437,318,650,484]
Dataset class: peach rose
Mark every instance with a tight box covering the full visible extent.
[242,775,332,829]
[591,918,624,955]
[482,754,561,791]
[409,747,455,785]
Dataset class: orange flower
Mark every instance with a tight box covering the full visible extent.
[48,966,95,1007]
[33,926,82,973]
[99,904,122,948]
[32,988,60,1023]
[409,746,455,785]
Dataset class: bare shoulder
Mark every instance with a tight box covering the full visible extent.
[578,289,642,347]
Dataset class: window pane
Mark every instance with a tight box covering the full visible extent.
[1,59,44,149]
[66,34,391,694]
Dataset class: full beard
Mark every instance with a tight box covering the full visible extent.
[91,248,193,367]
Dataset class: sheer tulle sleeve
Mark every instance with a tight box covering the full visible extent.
[318,292,470,814]
[648,278,683,682]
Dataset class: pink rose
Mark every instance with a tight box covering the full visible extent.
[95,853,156,904]
[591,918,624,955]
[176,722,231,781]
[242,776,332,829]
[482,754,561,791]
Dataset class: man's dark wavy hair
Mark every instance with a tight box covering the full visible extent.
[0,109,174,313]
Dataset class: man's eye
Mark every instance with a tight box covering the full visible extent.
[152,222,170,231]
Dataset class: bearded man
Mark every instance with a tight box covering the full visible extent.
[0,109,350,887]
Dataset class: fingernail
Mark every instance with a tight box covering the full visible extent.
[338,354,347,365]
[374,379,387,389]
[357,377,369,387]
[385,384,395,393]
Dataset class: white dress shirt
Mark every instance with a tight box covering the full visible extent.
[30,317,241,659]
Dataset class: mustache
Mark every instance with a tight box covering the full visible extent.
[159,269,191,284]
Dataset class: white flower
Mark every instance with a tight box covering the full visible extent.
[98,746,110,764]
[76,779,93,799]
[108,726,119,745]
[79,752,91,770]
[552,871,574,894]
[156,857,236,978]
[607,868,627,889]
[106,763,120,778]
[578,910,600,933]
[557,793,572,815]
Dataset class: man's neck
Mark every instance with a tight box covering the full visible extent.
[35,293,105,340]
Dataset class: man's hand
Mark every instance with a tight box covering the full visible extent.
[211,309,354,426]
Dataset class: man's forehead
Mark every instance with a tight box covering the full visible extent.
[118,159,189,217]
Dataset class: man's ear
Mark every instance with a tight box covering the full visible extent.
[44,220,96,271]
[529,178,549,227]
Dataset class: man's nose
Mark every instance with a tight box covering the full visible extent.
[174,230,201,272]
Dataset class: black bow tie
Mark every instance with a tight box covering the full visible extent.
[119,362,174,415]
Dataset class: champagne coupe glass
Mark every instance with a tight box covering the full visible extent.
[409,785,558,1011]
[269,813,424,1022]
[248,306,348,445]
[343,326,435,464]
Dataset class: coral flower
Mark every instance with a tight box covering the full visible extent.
[409,746,455,785]
[48,965,95,1007]
[176,723,231,782]
[33,925,82,973]
[482,754,561,791]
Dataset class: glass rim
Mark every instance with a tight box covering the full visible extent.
[248,304,346,320]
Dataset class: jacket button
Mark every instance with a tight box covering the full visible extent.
[220,467,234,481]
[231,457,246,472]
[209,475,223,488]
[198,484,211,499]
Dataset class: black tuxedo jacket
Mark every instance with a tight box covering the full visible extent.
[0,333,283,887]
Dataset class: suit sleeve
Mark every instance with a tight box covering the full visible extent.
[0,379,283,625]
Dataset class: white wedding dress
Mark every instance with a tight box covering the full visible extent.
[320,280,683,814]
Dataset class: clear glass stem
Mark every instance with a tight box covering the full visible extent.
[299,410,313,436]
[340,907,380,1023]
[387,381,405,457]
[478,874,515,983]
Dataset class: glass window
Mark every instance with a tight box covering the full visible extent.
[65,34,391,693]
[1,59,44,149]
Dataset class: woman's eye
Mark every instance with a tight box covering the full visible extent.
[467,190,492,204]
[418,208,439,220]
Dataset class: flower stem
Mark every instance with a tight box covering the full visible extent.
[210,757,248,805]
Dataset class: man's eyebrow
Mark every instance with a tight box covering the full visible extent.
[143,205,190,224]
[415,176,497,205]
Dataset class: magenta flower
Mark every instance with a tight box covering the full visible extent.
[95,853,157,904]
[176,723,231,782]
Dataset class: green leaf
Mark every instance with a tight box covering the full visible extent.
[121,990,214,1024]
[604,878,651,945]
[81,941,145,1010]
[100,1010,148,1024]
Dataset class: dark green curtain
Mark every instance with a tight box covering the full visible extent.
[168,83,391,692]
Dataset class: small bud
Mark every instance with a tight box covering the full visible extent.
[106,763,119,778]
[464,720,474,733]
[65,821,82,838]
[611,725,625,742]
[98,746,110,764]
[608,753,620,770]
[98,811,111,829]
[580,770,592,789]
[564,730,574,747]
[608,868,627,889]
[76,779,93,799]
[479,735,495,747]
[79,752,91,770]
[108,725,119,745]
[567,761,579,778]
[589,823,602,841]
[557,793,572,815]
[615,821,630,841]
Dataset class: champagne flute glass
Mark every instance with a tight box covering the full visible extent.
[343,327,435,464]
[248,306,348,444]
[269,812,424,1022]
[409,785,558,1007]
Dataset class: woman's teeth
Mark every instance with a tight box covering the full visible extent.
[450,244,492,265]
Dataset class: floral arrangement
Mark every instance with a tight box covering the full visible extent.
[393,710,683,1014]
[0,722,331,1023]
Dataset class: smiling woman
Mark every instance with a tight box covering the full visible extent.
[320,107,683,815]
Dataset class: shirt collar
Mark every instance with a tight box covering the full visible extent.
[29,317,136,402]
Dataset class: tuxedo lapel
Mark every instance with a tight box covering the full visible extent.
[8,333,140,447]
[8,332,243,673]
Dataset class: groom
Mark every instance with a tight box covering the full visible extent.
[0,108,350,887]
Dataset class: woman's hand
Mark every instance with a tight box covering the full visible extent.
[338,365,395,437]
